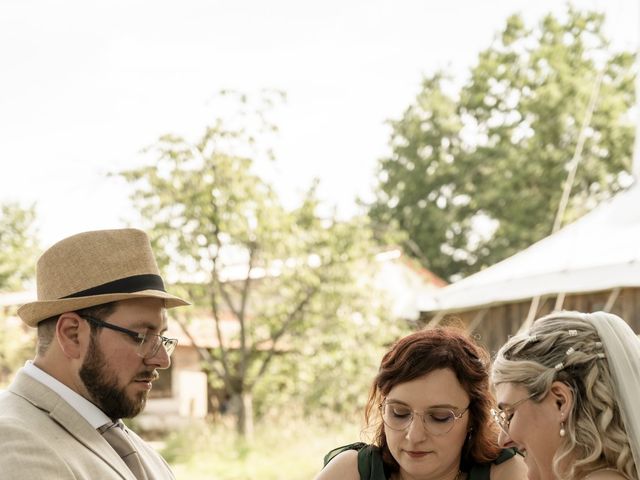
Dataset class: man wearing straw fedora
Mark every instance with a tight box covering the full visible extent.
[0,228,189,479]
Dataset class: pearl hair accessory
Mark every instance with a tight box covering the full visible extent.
[553,332,606,372]
[555,346,576,371]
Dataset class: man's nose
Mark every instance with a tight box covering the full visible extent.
[144,344,171,369]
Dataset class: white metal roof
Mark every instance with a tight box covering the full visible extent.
[420,183,640,313]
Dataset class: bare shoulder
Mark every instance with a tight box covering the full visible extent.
[313,449,360,480]
[490,452,528,480]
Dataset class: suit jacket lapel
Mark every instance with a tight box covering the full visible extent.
[9,370,137,480]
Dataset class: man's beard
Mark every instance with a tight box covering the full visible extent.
[79,334,150,419]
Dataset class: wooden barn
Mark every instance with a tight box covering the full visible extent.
[418,182,640,355]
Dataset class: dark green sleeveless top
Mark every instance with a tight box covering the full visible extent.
[323,443,517,480]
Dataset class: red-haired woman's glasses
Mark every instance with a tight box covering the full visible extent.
[380,401,469,436]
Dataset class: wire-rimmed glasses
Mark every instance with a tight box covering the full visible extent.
[80,314,178,359]
[380,400,470,436]
[491,393,536,435]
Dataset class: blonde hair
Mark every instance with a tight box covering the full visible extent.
[492,311,636,480]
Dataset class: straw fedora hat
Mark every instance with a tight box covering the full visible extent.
[18,228,189,327]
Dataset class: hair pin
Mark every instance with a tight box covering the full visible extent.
[555,362,564,371]
[568,330,578,336]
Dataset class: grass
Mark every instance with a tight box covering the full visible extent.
[162,417,364,480]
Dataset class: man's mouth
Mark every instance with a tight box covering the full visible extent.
[133,371,159,384]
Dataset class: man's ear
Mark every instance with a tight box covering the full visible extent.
[549,381,573,417]
[56,313,88,359]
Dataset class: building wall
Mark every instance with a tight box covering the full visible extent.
[141,345,209,430]
[421,288,640,356]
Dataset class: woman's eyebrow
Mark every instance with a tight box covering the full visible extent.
[385,399,460,409]
[428,403,461,410]
[385,398,410,406]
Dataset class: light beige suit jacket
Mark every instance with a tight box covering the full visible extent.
[0,369,176,480]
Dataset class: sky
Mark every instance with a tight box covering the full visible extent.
[0,0,637,248]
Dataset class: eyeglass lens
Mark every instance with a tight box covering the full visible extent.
[137,334,176,359]
[381,402,460,435]
[491,409,510,434]
[491,394,535,435]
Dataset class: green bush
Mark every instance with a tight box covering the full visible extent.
[164,417,363,480]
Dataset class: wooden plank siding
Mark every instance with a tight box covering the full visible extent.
[419,288,640,356]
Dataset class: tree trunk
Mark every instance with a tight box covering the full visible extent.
[236,391,254,440]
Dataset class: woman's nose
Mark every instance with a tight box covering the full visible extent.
[405,415,428,442]
[498,428,514,448]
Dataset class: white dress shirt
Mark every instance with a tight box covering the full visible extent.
[23,360,112,429]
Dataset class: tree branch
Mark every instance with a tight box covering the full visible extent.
[238,242,257,382]
[173,314,227,383]
[248,283,319,389]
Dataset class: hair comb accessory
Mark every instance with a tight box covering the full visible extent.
[568,329,578,336]
[554,345,582,372]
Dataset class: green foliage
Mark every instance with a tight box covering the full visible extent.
[0,202,39,291]
[119,91,398,435]
[0,202,39,384]
[251,302,411,421]
[163,418,361,480]
[369,7,635,280]
[0,318,36,386]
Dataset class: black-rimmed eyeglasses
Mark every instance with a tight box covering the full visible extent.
[80,314,178,359]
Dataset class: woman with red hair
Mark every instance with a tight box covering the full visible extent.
[315,327,526,480]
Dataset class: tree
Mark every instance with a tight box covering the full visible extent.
[119,91,396,437]
[0,202,39,385]
[0,202,39,291]
[0,318,36,387]
[368,7,635,280]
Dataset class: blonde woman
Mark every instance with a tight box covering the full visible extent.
[492,311,639,480]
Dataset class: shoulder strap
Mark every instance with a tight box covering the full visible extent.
[467,448,518,480]
[323,442,367,466]
[323,443,388,480]
[493,447,517,465]
[468,462,491,480]
[357,444,388,480]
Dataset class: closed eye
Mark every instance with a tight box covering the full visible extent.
[391,409,412,419]
[429,413,454,423]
